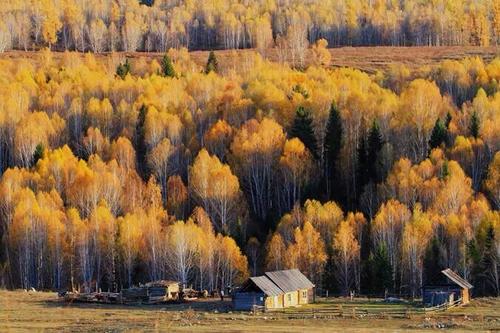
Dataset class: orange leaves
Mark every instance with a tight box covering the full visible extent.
[166,175,188,219]
[118,212,144,285]
[144,107,183,148]
[333,219,360,265]
[231,117,286,175]
[280,137,312,176]
[266,233,286,271]
[284,221,326,281]
[147,137,174,203]
[311,38,331,67]
[163,217,248,286]
[204,119,234,161]
[485,152,500,209]
[110,137,136,171]
[189,149,242,234]
[398,79,450,160]
[432,161,473,216]
[384,151,473,213]
[86,98,113,137]
[303,199,344,244]
[14,111,65,167]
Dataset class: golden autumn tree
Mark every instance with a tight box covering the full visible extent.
[189,149,243,235]
[333,219,360,295]
[166,175,188,219]
[118,212,144,287]
[402,205,433,297]
[164,220,200,286]
[266,233,286,271]
[311,38,331,67]
[278,138,314,214]
[485,152,500,209]
[372,199,411,287]
[230,118,286,221]
[285,221,326,285]
[147,138,174,204]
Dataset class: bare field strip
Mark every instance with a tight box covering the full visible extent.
[1,46,498,73]
[1,290,499,332]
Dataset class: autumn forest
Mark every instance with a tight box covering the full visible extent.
[0,0,498,300]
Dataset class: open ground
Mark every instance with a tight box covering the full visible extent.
[0,46,498,73]
[0,290,499,332]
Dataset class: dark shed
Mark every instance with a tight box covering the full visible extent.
[422,269,473,306]
[232,276,284,310]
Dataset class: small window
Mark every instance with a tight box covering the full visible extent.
[302,291,307,298]
[287,294,291,302]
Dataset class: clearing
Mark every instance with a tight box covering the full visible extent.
[0,46,498,74]
[0,290,499,332]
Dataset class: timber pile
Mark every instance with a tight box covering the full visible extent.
[59,280,203,304]
[181,288,199,300]
[121,287,149,303]
[62,291,121,304]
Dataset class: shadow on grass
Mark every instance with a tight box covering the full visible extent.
[40,298,233,312]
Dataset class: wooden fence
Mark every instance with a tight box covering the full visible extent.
[423,298,463,313]
[255,305,423,320]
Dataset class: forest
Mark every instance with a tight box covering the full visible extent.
[0,0,499,54]
[0,46,497,297]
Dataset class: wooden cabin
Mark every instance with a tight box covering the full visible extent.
[233,276,284,311]
[422,269,473,306]
[233,269,314,311]
[143,280,180,301]
[265,269,315,306]
[122,280,180,303]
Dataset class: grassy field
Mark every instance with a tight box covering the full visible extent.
[1,46,498,74]
[1,290,499,332]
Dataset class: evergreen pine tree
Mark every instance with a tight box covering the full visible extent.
[116,59,131,79]
[290,106,318,159]
[467,238,482,290]
[161,54,176,77]
[135,105,149,179]
[324,102,343,200]
[366,244,393,295]
[439,159,450,180]
[367,120,383,182]
[423,238,445,285]
[469,111,480,139]
[205,51,219,74]
[445,112,452,129]
[322,246,338,294]
[478,226,499,296]
[32,143,44,167]
[429,118,448,150]
[356,136,369,194]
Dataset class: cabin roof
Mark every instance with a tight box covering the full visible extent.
[143,280,179,287]
[441,269,473,289]
[249,276,284,296]
[264,269,315,293]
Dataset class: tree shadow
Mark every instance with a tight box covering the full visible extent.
[40,297,233,312]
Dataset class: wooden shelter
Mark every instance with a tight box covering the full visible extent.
[422,269,473,306]
[233,269,315,311]
[233,276,285,310]
[265,269,315,306]
[122,280,180,303]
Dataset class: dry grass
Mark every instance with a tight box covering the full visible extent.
[1,290,499,332]
[1,46,498,74]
